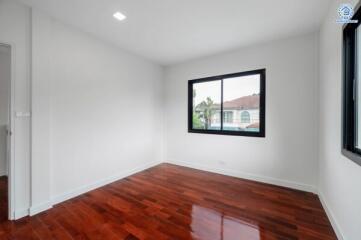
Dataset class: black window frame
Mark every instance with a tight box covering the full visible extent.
[342,4,361,166]
[188,69,266,137]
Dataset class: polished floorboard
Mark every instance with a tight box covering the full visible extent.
[0,176,7,223]
[0,164,336,240]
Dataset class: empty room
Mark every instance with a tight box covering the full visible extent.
[0,0,360,239]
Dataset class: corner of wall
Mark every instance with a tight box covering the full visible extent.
[160,65,168,164]
[318,190,345,240]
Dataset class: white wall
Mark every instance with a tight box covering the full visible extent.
[164,33,319,192]
[318,1,361,239]
[31,10,164,211]
[0,46,10,176]
[0,0,31,218]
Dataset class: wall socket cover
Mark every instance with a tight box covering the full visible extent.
[15,112,31,118]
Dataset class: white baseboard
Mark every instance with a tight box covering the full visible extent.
[14,208,29,220]
[18,159,343,240]
[167,160,317,193]
[29,201,53,216]
[14,161,161,219]
[51,161,161,205]
[318,191,345,240]
[16,160,344,240]
[16,160,320,221]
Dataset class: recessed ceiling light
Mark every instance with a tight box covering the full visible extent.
[113,12,126,21]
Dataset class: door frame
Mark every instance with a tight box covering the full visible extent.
[0,42,15,220]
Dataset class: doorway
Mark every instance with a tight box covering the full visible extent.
[0,43,11,221]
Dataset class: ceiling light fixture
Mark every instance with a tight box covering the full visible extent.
[113,12,126,21]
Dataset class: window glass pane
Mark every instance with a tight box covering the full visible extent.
[222,74,260,132]
[192,80,221,130]
[356,26,361,150]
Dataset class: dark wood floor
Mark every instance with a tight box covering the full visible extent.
[0,176,7,223]
[0,164,336,240]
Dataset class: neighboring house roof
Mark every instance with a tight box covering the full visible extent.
[246,122,259,128]
[223,94,259,110]
[195,94,260,111]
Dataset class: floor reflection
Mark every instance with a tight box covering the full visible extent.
[191,205,260,240]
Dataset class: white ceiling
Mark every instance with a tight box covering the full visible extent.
[19,0,331,65]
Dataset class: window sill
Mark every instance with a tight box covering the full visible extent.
[341,148,361,167]
[188,129,265,138]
